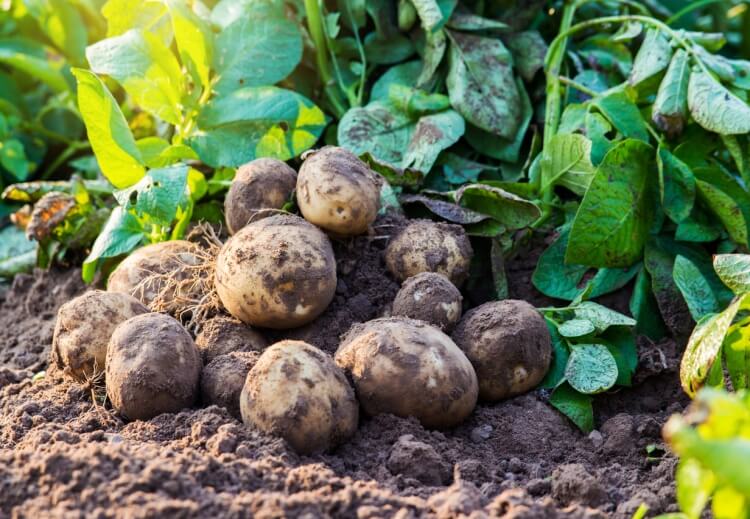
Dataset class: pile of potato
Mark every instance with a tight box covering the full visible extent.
[51,146,552,455]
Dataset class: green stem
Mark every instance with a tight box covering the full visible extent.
[304,0,347,117]
[40,141,90,180]
[666,0,725,25]
[559,75,599,97]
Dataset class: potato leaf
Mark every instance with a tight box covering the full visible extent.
[25,0,87,65]
[724,319,750,391]
[446,31,520,139]
[370,61,421,101]
[82,206,145,283]
[688,70,750,135]
[629,267,667,340]
[673,255,720,321]
[417,29,446,88]
[549,383,594,433]
[399,194,487,224]
[401,110,465,172]
[455,183,540,230]
[0,38,69,93]
[652,49,690,138]
[540,133,595,196]
[629,28,672,86]
[572,301,636,332]
[504,31,547,82]
[593,89,650,142]
[411,0,456,32]
[566,139,656,268]
[338,101,412,167]
[166,0,213,93]
[102,0,171,40]
[714,255,750,295]
[658,146,695,223]
[558,319,596,338]
[565,344,619,394]
[696,180,748,247]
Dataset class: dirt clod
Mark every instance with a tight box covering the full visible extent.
[387,435,449,486]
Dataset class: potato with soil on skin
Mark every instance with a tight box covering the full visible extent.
[335,317,478,429]
[240,340,358,454]
[452,300,552,402]
[201,351,259,419]
[195,315,268,364]
[296,146,381,236]
[224,158,297,235]
[215,214,337,329]
[107,313,202,421]
[391,272,463,332]
[51,290,149,382]
[385,220,473,287]
[107,240,203,313]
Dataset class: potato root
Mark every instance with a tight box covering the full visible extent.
[240,340,358,454]
[335,317,478,429]
[452,300,552,401]
[51,290,149,382]
[195,316,268,363]
[391,272,463,332]
[215,214,337,329]
[201,351,260,419]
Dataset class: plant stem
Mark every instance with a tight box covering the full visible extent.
[558,76,599,97]
[304,0,347,117]
[40,141,90,180]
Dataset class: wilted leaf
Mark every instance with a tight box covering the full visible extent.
[446,11,508,31]
[400,194,487,224]
[688,70,750,135]
[455,183,540,230]
[629,28,672,86]
[25,192,76,241]
[653,49,690,138]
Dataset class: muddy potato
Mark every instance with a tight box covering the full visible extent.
[391,273,463,332]
[452,300,552,401]
[195,316,268,363]
[51,290,149,382]
[106,313,202,421]
[215,214,337,329]
[225,158,297,234]
[240,340,358,454]
[297,146,380,236]
[201,351,259,419]
[335,317,478,429]
[107,240,202,313]
[385,220,473,286]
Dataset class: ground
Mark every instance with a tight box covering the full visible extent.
[0,231,688,518]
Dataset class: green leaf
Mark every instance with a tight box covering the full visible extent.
[572,301,636,332]
[722,135,750,187]
[190,86,326,168]
[371,60,421,101]
[601,326,637,386]
[653,49,690,138]
[446,11,508,31]
[455,183,540,230]
[504,31,547,82]
[724,319,750,391]
[658,146,695,223]
[102,0,171,39]
[687,70,750,135]
[629,267,667,340]
[212,2,302,95]
[566,139,656,268]
[0,38,68,93]
[593,89,650,142]
[578,35,632,77]
[166,0,213,92]
[565,343,619,395]
[714,255,750,295]
[673,255,720,321]
[115,165,189,224]
[446,30,520,139]
[401,110,464,172]
[25,0,88,64]
[411,0,455,32]
[558,319,595,338]
[86,29,184,124]
[549,383,594,433]
[338,101,412,167]
[696,180,748,247]
[676,459,715,519]
[541,318,569,389]
[417,29,446,88]
[82,206,145,283]
[72,68,145,189]
[540,133,595,196]
[0,139,30,181]
[586,111,615,165]
[629,28,672,87]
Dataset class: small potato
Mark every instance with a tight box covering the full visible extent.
[107,240,202,313]
[452,300,552,401]
[335,317,478,429]
[215,214,337,329]
[51,290,149,382]
[107,313,201,421]
[195,316,268,363]
[225,158,297,235]
[297,146,381,236]
[240,340,358,454]
[391,272,463,332]
[201,351,260,419]
[385,220,473,286]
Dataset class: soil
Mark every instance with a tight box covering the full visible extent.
[0,226,688,518]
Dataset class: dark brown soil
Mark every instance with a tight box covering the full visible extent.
[0,230,688,518]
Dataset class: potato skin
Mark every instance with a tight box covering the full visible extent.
[335,317,478,429]
[391,272,463,332]
[215,214,337,329]
[385,220,473,286]
[51,290,149,382]
[106,313,202,421]
[240,340,359,454]
[107,240,202,311]
[297,146,381,236]
[195,316,268,364]
[225,158,297,235]
[201,351,259,419]
[452,300,552,401]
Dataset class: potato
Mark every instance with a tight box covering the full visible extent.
[215,214,337,329]
[51,290,149,382]
[452,300,552,401]
[385,220,473,286]
[297,146,381,236]
[240,340,358,454]
[195,316,268,364]
[225,158,297,235]
[106,313,202,421]
[107,240,203,313]
[335,317,478,429]
[201,351,259,419]
[391,272,463,332]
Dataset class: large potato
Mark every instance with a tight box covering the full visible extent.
[240,340,358,454]
[195,316,268,363]
[385,220,473,286]
[335,317,478,429]
[225,158,297,234]
[51,290,149,382]
[391,272,463,332]
[106,313,202,421]
[452,300,552,401]
[215,214,337,329]
[297,146,381,236]
[107,240,203,314]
